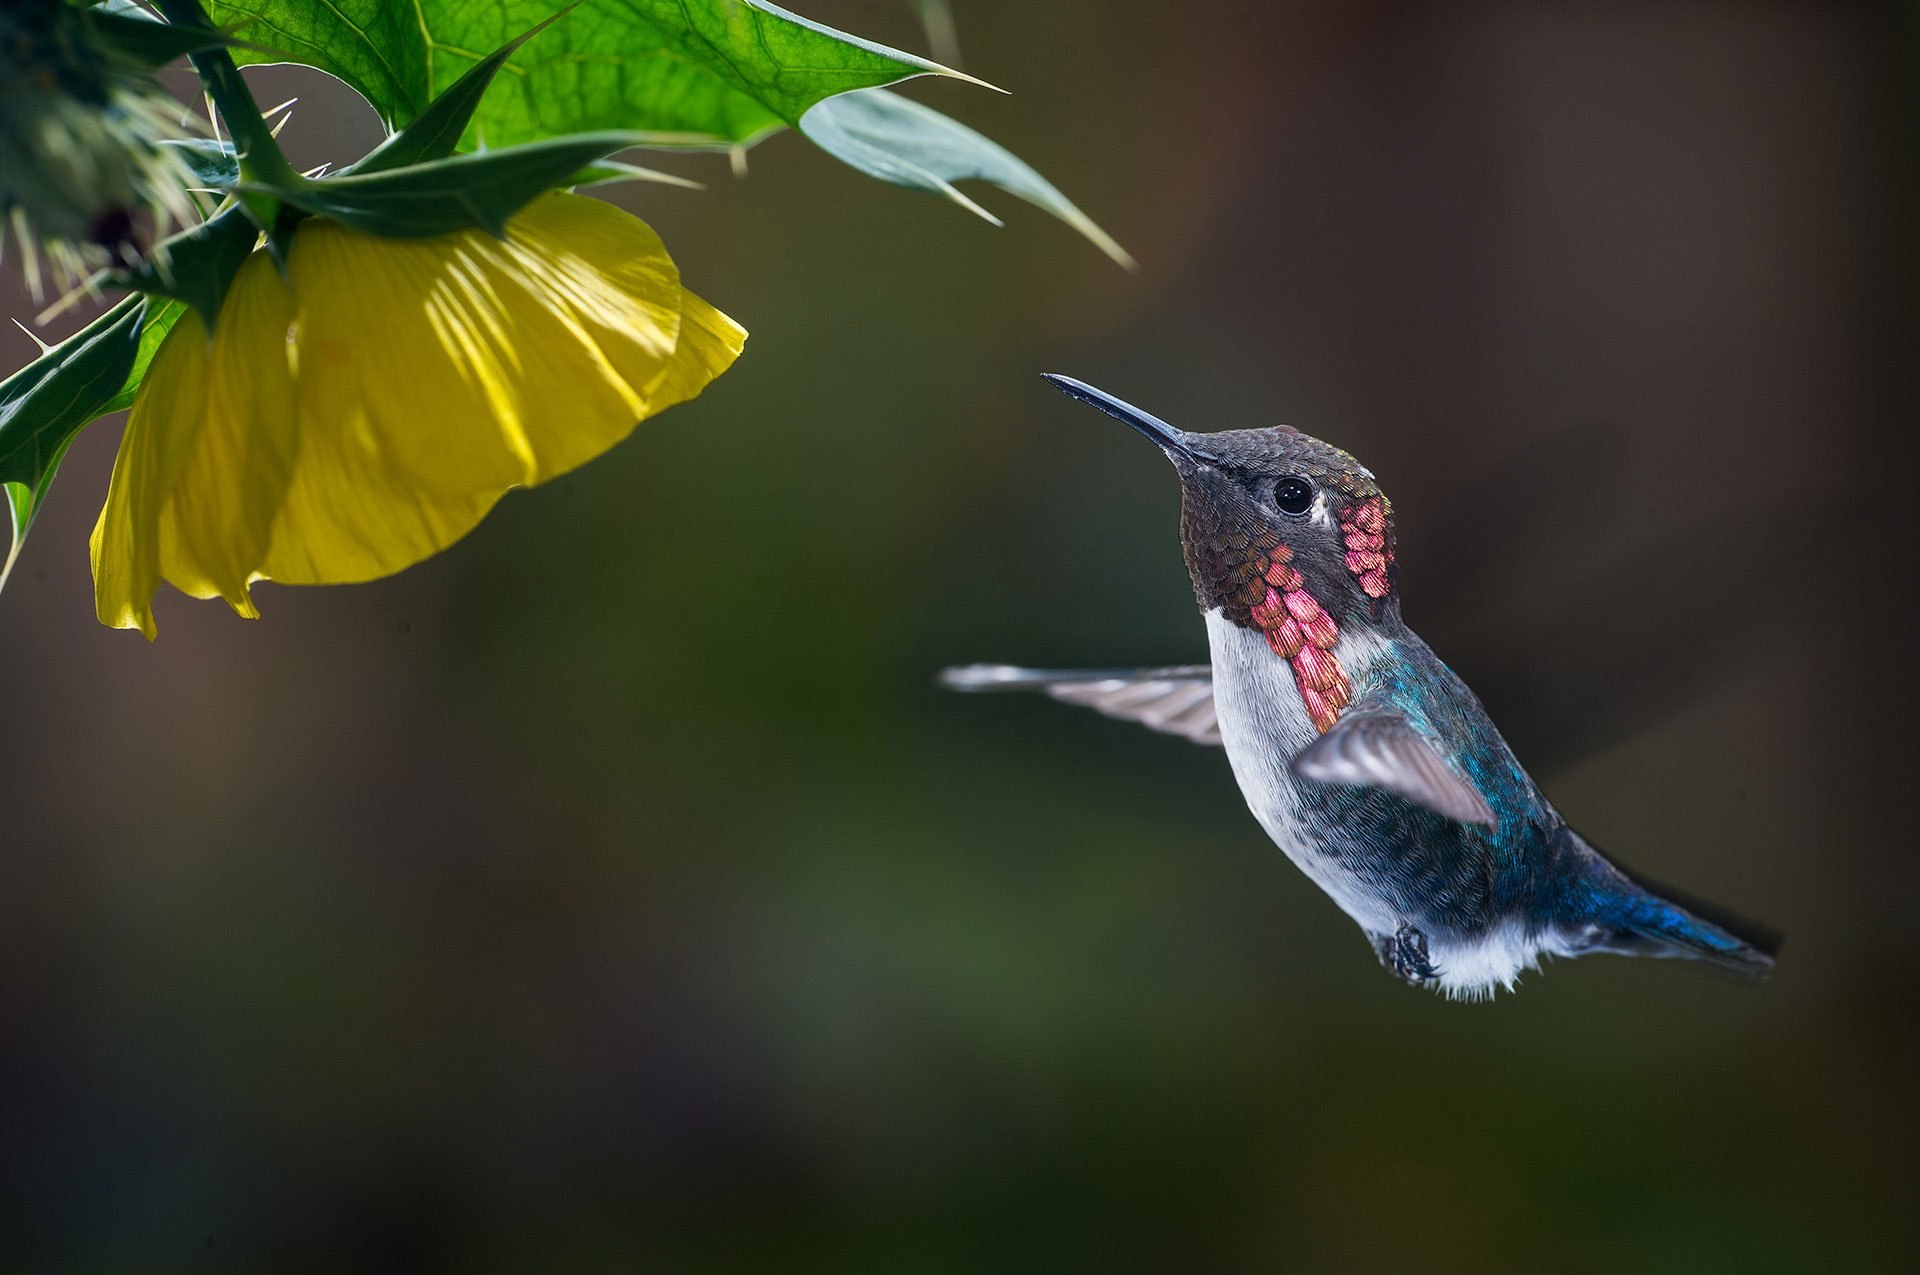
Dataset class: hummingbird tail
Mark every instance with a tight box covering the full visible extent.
[1595,873,1782,980]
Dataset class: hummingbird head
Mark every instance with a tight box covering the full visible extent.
[1043,375,1398,730]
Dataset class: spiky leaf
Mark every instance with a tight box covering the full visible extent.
[207,0,973,146]
[0,298,147,594]
[257,132,671,237]
[350,10,568,175]
[109,204,260,325]
[100,298,189,416]
[203,0,1122,259]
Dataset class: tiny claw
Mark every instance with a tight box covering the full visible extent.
[1383,923,1440,984]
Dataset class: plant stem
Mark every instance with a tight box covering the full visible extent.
[152,0,298,189]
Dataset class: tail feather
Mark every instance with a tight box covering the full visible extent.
[1571,842,1781,980]
[1602,877,1780,980]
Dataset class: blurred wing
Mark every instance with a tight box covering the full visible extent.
[1290,707,1495,826]
[940,664,1221,745]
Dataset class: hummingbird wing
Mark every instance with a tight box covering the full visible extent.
[939,664,1221,745]
[1290,707,1496,826]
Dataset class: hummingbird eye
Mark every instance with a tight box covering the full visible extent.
[1273,476,1314,517]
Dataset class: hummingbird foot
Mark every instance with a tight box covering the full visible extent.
[1376,924,1441,985]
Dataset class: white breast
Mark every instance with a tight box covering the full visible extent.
[1204,607,1401,936]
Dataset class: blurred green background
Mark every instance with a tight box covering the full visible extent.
[2,1,1914,1270]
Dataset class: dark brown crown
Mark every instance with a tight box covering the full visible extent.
[1175,425,1397,626]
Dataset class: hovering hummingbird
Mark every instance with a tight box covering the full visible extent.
[944,375,1778,999]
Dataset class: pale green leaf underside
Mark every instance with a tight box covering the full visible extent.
[800,89,1134,268]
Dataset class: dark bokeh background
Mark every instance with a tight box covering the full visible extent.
[3,1,1914,1269]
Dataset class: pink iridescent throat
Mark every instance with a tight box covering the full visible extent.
[1248,548,1351,733]
[1342,497,1392,599]
[1247,496,1394,733]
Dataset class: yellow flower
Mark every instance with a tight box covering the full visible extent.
[90,192,745,637]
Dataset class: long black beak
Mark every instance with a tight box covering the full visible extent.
[1041,374,1206,461]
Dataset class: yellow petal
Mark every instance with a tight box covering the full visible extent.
[285,193,685,497]
[154,252,299,617]
[92,193,748,624]
[653,290,747,415]
[253,430,503,587]
[90,309,211,638]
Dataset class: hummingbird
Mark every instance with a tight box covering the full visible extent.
[944,375,1779,999]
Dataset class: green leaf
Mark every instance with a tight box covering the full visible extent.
[4,483,37,592]
[256,131,668,237]
[207,0,981,147]
[109,204,260,326]
[0,300,144,490]
[350,9,569,176]
[207,1,1117,261]
[0,298,147,596]
[100,299,190,417]
[2,434,79,596]
[800,89,1134,269]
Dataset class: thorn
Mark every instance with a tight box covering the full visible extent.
[11,319,52,355]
